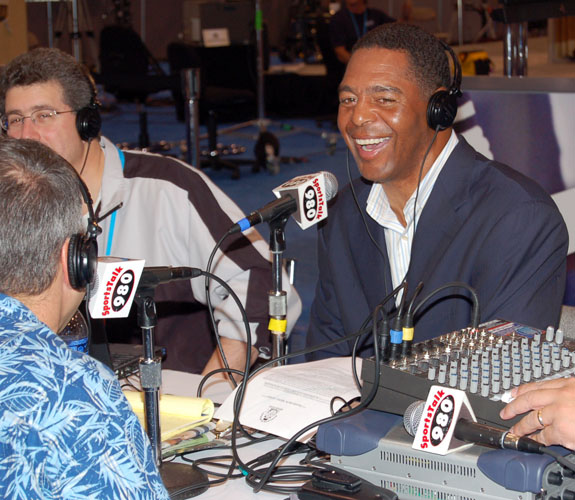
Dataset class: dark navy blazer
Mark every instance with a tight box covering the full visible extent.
[307,137,568,360]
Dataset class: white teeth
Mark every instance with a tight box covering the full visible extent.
[355,137,385,145]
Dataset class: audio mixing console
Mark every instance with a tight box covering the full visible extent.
[361,319,575,427]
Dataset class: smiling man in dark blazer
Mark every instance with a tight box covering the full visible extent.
[307,23,568,359]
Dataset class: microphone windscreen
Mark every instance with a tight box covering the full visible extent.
[403,400,425,436]
[87,270,100,298]
[321,171,339,201]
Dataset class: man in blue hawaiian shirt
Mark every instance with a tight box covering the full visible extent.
[0,137,169,499]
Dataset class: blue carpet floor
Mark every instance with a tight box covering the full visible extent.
[100,98,352,354]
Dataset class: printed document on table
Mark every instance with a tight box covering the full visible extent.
[214,357,361,442]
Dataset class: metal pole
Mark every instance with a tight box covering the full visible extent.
[516,21,528,76]
[134,291,210,495]
[183,68,201,169]
[268,219,288,366]
[47,2,54,48]
[457,0,463,46]
[140,0,146,44]
[71,0,81,61]
[136,293,162,466]
[504,24,514,76]
[254,0,266,126]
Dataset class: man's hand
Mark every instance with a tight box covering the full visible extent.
[201,337,258,382]
[500,377,575,450]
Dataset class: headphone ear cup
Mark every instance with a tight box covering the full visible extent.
[76,106,102,142]
[67,234,81,290]
[427,89,458,131]
[67,233,98,291]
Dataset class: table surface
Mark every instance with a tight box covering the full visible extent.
[160,370,303,499]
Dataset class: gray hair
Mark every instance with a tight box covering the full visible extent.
[353,23,452,99]
[0,137,84,295]
[0,47,96,115]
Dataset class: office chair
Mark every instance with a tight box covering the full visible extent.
[97,25,178,150]
[168,42,262,179]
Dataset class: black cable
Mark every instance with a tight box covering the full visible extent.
[220,279,481,492]
[411,281,480,328]
[242,442,320,494]
[345,125,440,323]
[78,137,91,177]
[202,282,401,492]
[204,231,240,387]
[329,396,361,416]
[352,281,408,355]
[395,281,408,323]
[245,465,319,494]
[196,368,245,398]
[346,150,389,299]
[541,447,575,473]
[83,285,92,351]
[245,295,387,493]
[197,269,252,352]
[405,281,424,322]
[350,333,365,390]
[119,378,141,391]
[185,455,244,479]
[192,286,401,494]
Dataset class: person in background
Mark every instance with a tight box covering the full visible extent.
[0,137,168,499]
[330,0,395,65]
[0,48,302,375]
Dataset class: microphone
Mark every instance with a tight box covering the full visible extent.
[88,257,201,319]
[229,171,338,234]
[137,266,202,289]
[404,399,543,454]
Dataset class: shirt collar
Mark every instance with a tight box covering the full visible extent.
[96,136,127,221]
[0,293,42,325]
[366,130,459,232]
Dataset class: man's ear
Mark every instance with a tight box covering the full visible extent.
[60,238,73,289]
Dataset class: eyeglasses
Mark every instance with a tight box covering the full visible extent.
[0,109,76,132]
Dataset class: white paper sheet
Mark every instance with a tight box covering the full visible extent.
[214,357,361,442]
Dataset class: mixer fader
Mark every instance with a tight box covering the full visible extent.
[361,319,575,427]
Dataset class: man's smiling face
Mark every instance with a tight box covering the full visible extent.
[338,48,436,188]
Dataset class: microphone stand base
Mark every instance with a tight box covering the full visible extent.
[160,461,209,499]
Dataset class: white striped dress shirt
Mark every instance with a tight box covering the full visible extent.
[366,131,459,300]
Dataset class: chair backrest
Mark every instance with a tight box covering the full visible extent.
[100,25,151,77]
[199,45,258,92]
[167,42,260,93]
[99,25,166,101]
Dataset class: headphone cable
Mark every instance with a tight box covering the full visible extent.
[79,138,92,178]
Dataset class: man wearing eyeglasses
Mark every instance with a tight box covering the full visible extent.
[0,48,302,376]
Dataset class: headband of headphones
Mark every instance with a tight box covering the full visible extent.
[67,173,101,290]
[441,41,462,98]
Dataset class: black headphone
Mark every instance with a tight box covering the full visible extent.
[426,41,462,131]
[75,72,102,142]
[67,176,100,290]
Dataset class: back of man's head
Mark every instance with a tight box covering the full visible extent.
[0,48,96,115]
[0,137,83,296]
[353,23,451,99]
